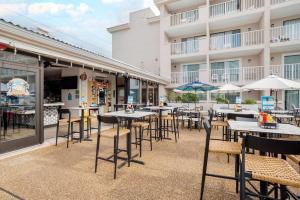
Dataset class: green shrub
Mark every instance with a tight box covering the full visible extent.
[242,99,257,104]
[181,93,198,103]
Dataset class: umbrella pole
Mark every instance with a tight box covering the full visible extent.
[276,90,278,109]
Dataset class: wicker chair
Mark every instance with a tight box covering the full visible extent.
[200,119,242,200]
[131,120,151,157]
[240,135,300,200]
[287,155,300,171]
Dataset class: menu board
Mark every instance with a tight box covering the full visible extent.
[261,96,275,111]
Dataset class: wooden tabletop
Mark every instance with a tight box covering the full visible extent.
[144,106,176,110]
[215,109,259,115]
[228,120,300,136]
[104,111,156,119]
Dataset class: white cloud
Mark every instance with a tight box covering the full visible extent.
[143,0,160,15]
[0,3,27,17]
[27,2,90,17]
[102,0,124,4]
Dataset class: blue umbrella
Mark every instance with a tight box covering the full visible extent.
[175,81,218,108]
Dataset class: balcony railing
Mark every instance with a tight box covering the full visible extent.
[171,71,199,84]
[170,9,199,26]
[271,0,293,5]
[210,29,264,50]
[210,0,264,18]
[171,38,206,55]
[271,63,300,80]
[209,66,264,83]
[270,24,300,43]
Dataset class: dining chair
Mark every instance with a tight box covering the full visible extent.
[200,119,242,200]
[132,118,151,157]
[162,108,179,142]
[87,108,100,137]
[240,135,300,200]
[55,109,81,148]
[95,115,130,179]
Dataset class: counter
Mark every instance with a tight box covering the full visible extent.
[44,102,64,126]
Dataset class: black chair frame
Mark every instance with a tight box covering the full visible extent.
[200,119,240,200]
[240,135,300,200]
[95,115,131,179]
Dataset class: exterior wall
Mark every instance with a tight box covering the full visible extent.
[110,9,160,75]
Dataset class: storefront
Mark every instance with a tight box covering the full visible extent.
[0,51,43,153]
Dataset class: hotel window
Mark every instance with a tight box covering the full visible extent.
[210,60,240,83]
[181,36,202,54]
[182,63,206,83]
[210,29,241,50]
[283,18,300,41]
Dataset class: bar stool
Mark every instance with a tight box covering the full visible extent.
[200,119,241,200]
[56,109,81,148]
[161,108,179,142]
[95,115,130,179]
[0,109,3,140]
[132,119,151,157]
[87,108,99,137]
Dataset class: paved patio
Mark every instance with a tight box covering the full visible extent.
[0,127,241,200]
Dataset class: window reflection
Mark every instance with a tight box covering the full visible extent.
[0,67,36,142]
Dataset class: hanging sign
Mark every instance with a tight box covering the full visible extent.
[7,78,30,97]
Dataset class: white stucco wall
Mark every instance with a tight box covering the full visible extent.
[110,9,160,76]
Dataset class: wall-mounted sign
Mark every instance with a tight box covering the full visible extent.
[7,78,30,97]
[80,72,87,81]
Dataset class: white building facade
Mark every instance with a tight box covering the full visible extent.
[108,0,300,109]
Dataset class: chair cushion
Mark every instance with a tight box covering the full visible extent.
[245,154,300,188]
[132,122,149,128]
[211,121,227,127]
[209,141,241,155]
[101,128,130,138]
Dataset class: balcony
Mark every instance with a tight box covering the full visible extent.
[170,9,199,26]
[171,71,200,85]
[209,66,264,84]
[165,6,207,37]
[271,0,300,19]
[171,38,207,62]
[210,29,264,50]
[209,30,264,59]
[209,0,264,18]
[270,24,300,53]
[271,63,300,81]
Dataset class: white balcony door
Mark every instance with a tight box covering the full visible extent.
[211,60,240,83]
[210,29,241,50]
[283,18,300,41]
[284,54,300,80]
[181,36,201,54]
[182,63,202,83]
[284,54,300,109]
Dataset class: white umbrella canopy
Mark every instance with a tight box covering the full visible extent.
[242,75,300,90]
[214,83,241,93]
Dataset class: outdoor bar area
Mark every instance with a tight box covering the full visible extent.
[1,13,300,200]
[0,43,162,153]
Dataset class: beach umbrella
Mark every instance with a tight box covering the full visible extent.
[213,83,242,108]
[242,75,300,108]
[175,81,218,108]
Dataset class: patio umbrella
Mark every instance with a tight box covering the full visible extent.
[213,83,242,108]
[242,75,300,108]
[175,81,218,108]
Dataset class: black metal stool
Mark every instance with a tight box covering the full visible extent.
[95,115,130,179]
[55,109,81,148]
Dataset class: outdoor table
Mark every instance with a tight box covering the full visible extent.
[215,109,259,116]
[271,114,294,124]
[144,106,176,140]
[270,110,292,114]
[228,120,300,197]
[67,106,99,141]
[104,110,156,167]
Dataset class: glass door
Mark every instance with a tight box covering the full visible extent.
[285,90,299,110]
[0,60,40,153]
[283,18,300,41]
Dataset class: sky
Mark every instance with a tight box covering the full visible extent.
[0,0,160,57]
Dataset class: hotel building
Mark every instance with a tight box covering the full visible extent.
[108,0,300,109]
